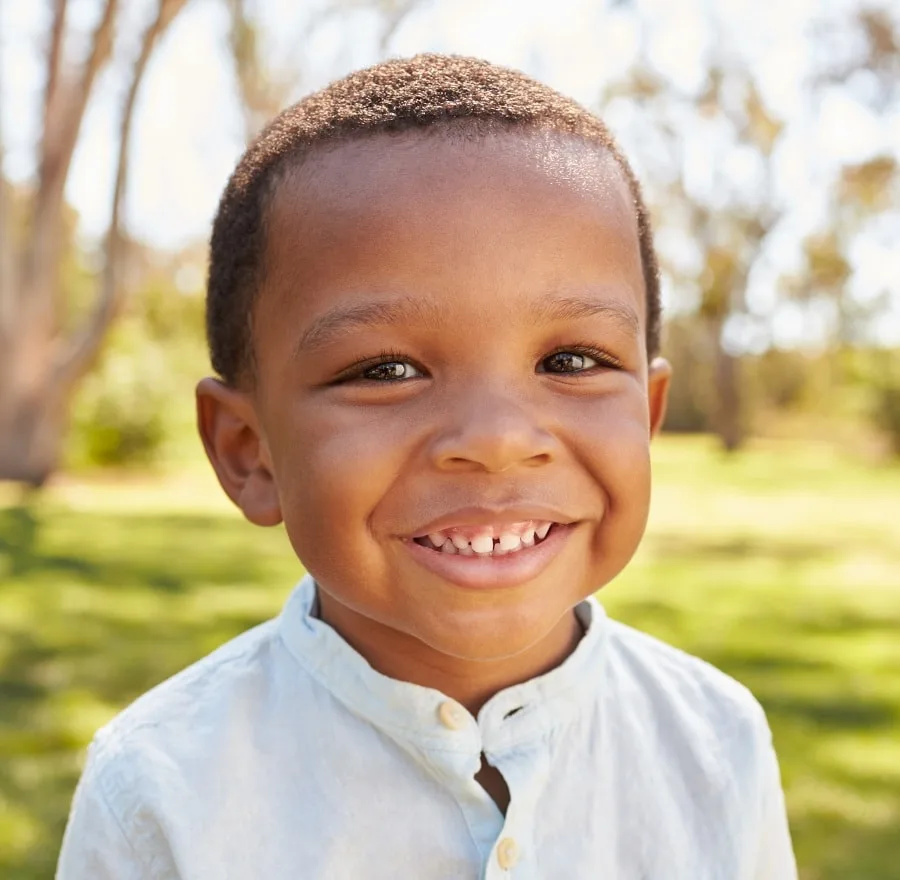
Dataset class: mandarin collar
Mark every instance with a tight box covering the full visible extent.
[278,575,608,758]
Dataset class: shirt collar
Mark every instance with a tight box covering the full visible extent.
[278,574,608,757]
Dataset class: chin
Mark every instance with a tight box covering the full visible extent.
[412,601,572,663]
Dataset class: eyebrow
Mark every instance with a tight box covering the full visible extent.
[295,296,447,354]
[530,295,641,336]
[293,290,640,355]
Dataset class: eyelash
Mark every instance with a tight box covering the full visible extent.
[335,350,427,383]
[335,345,623,383]
[542,343,624,373]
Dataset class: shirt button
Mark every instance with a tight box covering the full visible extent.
[496,837,519,870]
[437,699,468,730]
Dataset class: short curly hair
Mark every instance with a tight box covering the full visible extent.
[207,53,661,385]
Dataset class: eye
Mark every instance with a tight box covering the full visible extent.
[361,360,423,382]
[540,350,599,374]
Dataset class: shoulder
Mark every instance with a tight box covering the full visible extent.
[580,613,793,873]
[84,617,291,811]
[605,616,767,729]
[100,617,283,742]
[600,616,773,785]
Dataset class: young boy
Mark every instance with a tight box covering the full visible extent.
[57,54,797,878]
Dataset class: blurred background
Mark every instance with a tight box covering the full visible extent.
[0,0,898,877]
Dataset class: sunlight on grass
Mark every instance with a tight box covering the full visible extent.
[1,435,899,879]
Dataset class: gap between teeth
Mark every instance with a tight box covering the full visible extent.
[423,523,554,555]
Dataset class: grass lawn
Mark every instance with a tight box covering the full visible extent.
[1,435,899,879]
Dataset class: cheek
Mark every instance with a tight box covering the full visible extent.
[565,380,651,471]
[567,388,653,561]
[267,399,417,562]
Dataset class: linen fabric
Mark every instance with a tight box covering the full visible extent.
[57,575,797,879]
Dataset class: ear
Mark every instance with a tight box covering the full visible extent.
[647,357,672,439]
[196,378,283,527]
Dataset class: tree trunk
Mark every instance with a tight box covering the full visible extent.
[0,330,71,486]
[0,0,189,487]
[709,320,745,452]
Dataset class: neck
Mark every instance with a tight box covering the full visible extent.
[315,594,584,716]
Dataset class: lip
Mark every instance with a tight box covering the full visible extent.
[402,521,576,590]
[409,505,577,539]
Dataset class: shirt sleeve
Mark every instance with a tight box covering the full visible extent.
[753,730,798,880]
[56,741,175,880]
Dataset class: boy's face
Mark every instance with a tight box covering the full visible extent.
[199,132,670,667]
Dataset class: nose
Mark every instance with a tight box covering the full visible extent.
[429,387,558,473]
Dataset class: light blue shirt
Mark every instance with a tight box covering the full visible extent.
[57,574,797,879]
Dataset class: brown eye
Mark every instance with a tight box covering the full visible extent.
[541,351,597,373]
[362,361,422,381]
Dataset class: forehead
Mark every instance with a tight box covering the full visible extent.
[272,129,636,233]
[258,130,645,336]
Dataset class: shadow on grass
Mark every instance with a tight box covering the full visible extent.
[619,601,898,727]
[789,812,900,880]
[648,534,841,564]
[0,505,44,577]
[0,504,289,592]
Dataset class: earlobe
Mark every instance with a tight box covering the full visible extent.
[196,378,283,527]
[647,357,672,439]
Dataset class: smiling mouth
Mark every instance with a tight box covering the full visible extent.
[413,520,557,558]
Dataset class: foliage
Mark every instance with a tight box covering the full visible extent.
[67,272,207,470]
[868,351,900,457]
[659,318,714,432]
[601,2,900,452]
[225,0,427,141]
[874,384,900,456]
[68,320,170,467]
[1,437,899,879]
[603,45,787,451]
[661,327,890,452]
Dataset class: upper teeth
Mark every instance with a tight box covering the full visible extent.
[498,533,521,551]
[422,522,555,555]
[472,535,494,554]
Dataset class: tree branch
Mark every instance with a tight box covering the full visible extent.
[378,0,420,55]
[42,0,68,150]
[26,0,118,296]
[59,0,190,385]
[0,39,12,336]
[227,0,273,142]
[44,0,117,182]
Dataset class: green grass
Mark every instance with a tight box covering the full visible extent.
[1,435,899,879]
